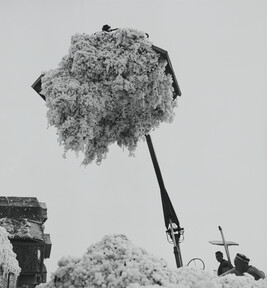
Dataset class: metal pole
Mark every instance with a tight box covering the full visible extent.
[218,226,231,264]
[145,134,183,267]
[7,272,11,288]
[169,219,183,268]
[145,134,165,191]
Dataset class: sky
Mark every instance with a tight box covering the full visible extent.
[0,0,266,279]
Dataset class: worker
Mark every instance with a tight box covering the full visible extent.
[215,251,233,275]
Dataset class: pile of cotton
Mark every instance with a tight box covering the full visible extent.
[0,226,21,287]
[37,234,266,288]
[0,217,31,239]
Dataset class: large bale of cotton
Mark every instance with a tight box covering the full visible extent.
[41,28,177,165]
[0,226,21,288]
[37,234,266,288]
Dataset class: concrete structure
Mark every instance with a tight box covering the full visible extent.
[0,197,51,288]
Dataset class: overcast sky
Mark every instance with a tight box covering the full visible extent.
[0,0,266,279]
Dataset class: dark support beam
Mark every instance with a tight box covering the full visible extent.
[145,134,183,268]
[145,134,166,191]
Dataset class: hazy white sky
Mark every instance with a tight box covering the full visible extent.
[0,0,266,279]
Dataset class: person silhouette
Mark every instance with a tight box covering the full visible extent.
[215,251,233,276]
[102,25,118,32]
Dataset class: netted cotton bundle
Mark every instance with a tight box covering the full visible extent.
[41,28,177,165]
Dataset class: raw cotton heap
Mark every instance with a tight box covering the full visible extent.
[41,28,177,165]
[37,234,267,288]
[0,226,21,279]
[0,217,32,239]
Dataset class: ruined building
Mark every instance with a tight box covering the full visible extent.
[0,197,51,288]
